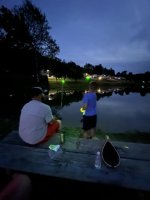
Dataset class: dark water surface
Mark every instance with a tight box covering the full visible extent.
[1,87,150,134]
[59,92,150,133]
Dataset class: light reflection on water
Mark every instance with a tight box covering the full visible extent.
[59,92,150,133]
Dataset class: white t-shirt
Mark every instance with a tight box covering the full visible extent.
[19,100,53,144]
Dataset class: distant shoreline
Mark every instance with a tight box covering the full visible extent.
[48,78,132,91]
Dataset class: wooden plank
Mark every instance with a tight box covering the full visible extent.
[1,130,150,161]
[63,138,150,161]
[112,141,150,161]
[0,143,150,192]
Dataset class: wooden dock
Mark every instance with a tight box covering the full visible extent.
[0,130,150,194]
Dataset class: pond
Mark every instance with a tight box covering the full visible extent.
[1,86,150,134]
[48,87,150,133]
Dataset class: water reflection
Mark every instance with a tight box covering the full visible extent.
[98,93,150,133]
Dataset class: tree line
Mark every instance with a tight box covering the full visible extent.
[0,0,117,80]
[0,0,150,89]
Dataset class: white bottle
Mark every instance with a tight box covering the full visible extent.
[95,151,101,169]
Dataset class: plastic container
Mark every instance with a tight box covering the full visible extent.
[60,132,64,144]
[48,144,63,159]
[95,151,101,169]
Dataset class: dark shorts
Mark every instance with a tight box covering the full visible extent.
[82,115,97,130]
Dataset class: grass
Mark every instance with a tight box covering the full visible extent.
[48,78,90,91]
[0,119,150,144]
[61,127,150,144]
[48,77,131,91]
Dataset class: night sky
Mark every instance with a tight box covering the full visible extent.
[1,0,150,74]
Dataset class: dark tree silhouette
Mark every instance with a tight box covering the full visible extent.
[14,0,59,58]
[0,0,59,76]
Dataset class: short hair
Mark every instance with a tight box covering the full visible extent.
[89,81,97,90]
[31,87,43,97]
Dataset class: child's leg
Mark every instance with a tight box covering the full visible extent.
[90,128,96,138]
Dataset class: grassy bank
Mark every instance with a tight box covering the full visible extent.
[48,77,131,91]
[61,127,150,144]
[3,117,149,144]
[0,119,150,144]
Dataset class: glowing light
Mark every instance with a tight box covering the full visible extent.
[80,107,85,115]
[98,76,102,80]
[61,79,65,84]
[85,76,91,81]
[97,88,101,93]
